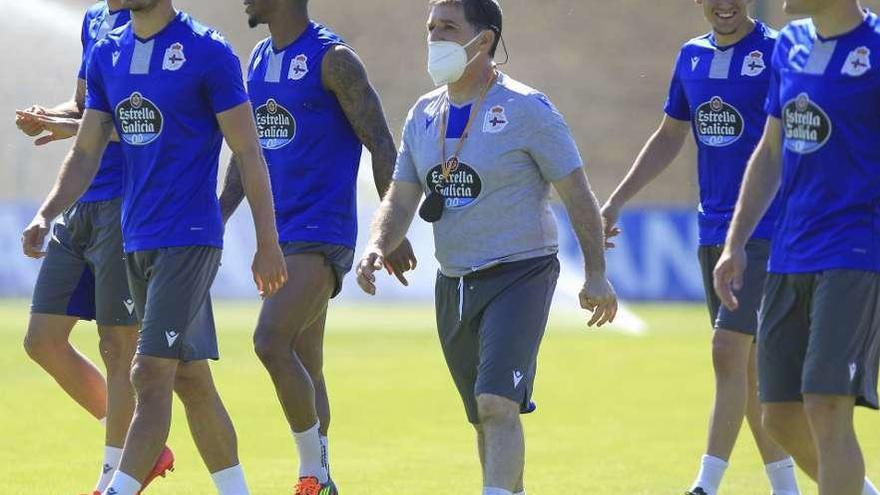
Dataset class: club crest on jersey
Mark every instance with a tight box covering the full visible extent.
[255,98,296,150]
[115,92,163,146]
[288,54,309,80]
[741,50,766,77]
[425,158,483,209]
[162,42,186,71]
[483,105,509,133]
[782,93,831,154]
[842,46,871,77]
[695,96,744,147]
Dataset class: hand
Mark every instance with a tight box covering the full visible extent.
[356,248,386,296]
[15,110,80,145]
[580,272,618,327]
[22,214,51,259]
[713,245,747,311]
[383,238,417,286]
[15,105,48,137]
[252,243,288,298]
[600,202,622,249]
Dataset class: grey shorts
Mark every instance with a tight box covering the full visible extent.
[759,270,880,409]
[282,242,354,298]
[126,246,221,362]
[31,198,136,326]
[435,255,559,424]
[698,239,770,335]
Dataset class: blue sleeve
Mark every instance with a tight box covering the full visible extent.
[664,51,691,121]
[84,47,111,113]
[764,37,784,118]
[205,40,250,114]
[77,12,91,80]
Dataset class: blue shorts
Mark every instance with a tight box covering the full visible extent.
[698,239,770,336]
[30,198,136,326]
[435,255,559,424]
[126,246,220,362]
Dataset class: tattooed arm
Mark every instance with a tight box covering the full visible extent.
[322,44,397,197]
[322,44,417,284]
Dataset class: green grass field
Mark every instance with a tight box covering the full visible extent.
[1,300,878,494]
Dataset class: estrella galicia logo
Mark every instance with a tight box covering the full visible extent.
[695,96,744,147]
[782,93,832,154]
[115,92,163,146]
[255,98,296,150]
[425,160,483,209]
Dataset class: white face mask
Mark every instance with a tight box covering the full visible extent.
[427,34,483,87]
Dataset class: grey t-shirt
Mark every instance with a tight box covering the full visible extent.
[394,73,584,277]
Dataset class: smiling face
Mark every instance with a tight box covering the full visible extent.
[697,0,754,36]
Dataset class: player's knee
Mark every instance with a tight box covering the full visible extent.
[23,327,61,364]
[22,333,48,363]
[803,395,853,436]
[476,394,518,425]
[129,358,175,399]
[98,329,137,369]
[711,331,748,376]
[253,327,291,368]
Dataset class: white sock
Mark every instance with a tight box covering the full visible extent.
[320,435,330,474]
[293,422,327,483]
[211,465,250,495]
[864,478,880,495]
[99,417,107,426]
[95,446,124,492]
[103,471,141,495]
[765,457,799,494]
[483,488,513,495]
[691,455,728,495]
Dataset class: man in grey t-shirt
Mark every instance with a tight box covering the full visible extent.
[355,2,617,494]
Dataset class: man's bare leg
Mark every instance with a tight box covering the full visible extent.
[24,313,107,419]
[254,253,334,483]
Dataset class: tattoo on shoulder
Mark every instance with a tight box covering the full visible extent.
[324,45,368,91]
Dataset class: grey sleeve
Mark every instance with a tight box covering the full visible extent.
[392,109,421,184]
[525,95,585,182]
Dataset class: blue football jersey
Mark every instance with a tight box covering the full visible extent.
[78,2,129,203]
[84,11,249,252]
[665,21,780,246]
[246,22,363,249]
[764,12,880,273]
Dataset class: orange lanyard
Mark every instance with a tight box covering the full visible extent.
[437,71,497,182]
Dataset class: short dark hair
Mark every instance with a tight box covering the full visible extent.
[430,0,503,57]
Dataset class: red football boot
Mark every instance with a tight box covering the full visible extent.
[136,446,175,494]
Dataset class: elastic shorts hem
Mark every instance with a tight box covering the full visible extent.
[29,306,91,320]
[713,324,756,337]
[134,351,219,362]
[282,241,354,298]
